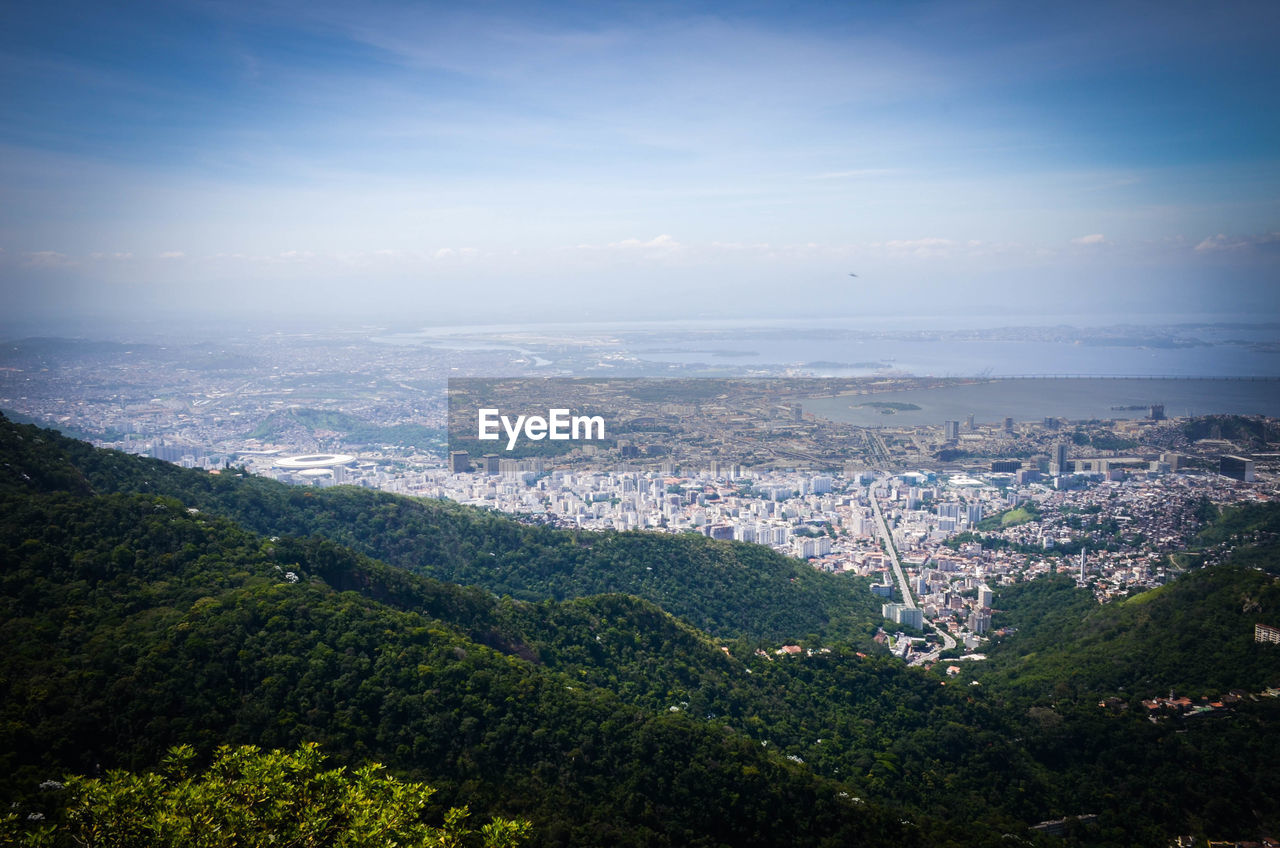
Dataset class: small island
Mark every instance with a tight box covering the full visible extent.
[855,401,923,414]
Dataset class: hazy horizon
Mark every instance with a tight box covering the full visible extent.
[3,310,1279,346]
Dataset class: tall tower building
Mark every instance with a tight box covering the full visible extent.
[1051,443,1069,476]
[1220,455,1256,482]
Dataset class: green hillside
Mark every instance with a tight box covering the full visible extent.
[0,490,929,848]
[4,419,882,645]
[248,406,446,451]
[979,506,1280,702]
[4,413,1280,846]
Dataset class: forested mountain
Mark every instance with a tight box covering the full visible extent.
[0,489,932,847]
[981,565,1280,701]
[2,413,1280,846]
[4,420,882,645]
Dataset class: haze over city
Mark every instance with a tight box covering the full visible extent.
[3,0,1278,333]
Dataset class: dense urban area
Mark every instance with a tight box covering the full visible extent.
[4,332,1276,669]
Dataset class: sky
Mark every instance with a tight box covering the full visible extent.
[2,0,1278,332]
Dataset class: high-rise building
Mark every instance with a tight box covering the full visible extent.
[152,440,204,463]
[977,584,993,609]
[1220,455,1256,482]
[1004,417,1015,433]
[449,450,471,473]
[1050,443,1070,476]
[943,420,960,441]
[1053,443,1069,469]
[483,453,501,475]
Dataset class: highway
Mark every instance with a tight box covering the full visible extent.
[869,487,915,610]
[869,484,957,664]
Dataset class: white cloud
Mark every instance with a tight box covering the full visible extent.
[708,241,794,255]
[609,234,680,250]
[567,234,683,255]
[23,250,76,268]
[812,169,899,180]
[1194,232,1280,252]
[158,250,186,259]
[883,237,953,248]
[433,247,480,260]
[880,237,956,257]
[1071,233,1107,245]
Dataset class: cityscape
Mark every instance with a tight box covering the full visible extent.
[4,330,1276,673]
[3,0,1279,845]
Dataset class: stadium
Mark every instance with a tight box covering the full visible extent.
[272,453,356,470]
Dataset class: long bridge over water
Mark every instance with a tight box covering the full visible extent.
[985,374,1279,381]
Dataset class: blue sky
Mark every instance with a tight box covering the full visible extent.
[2,0,1278,329]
